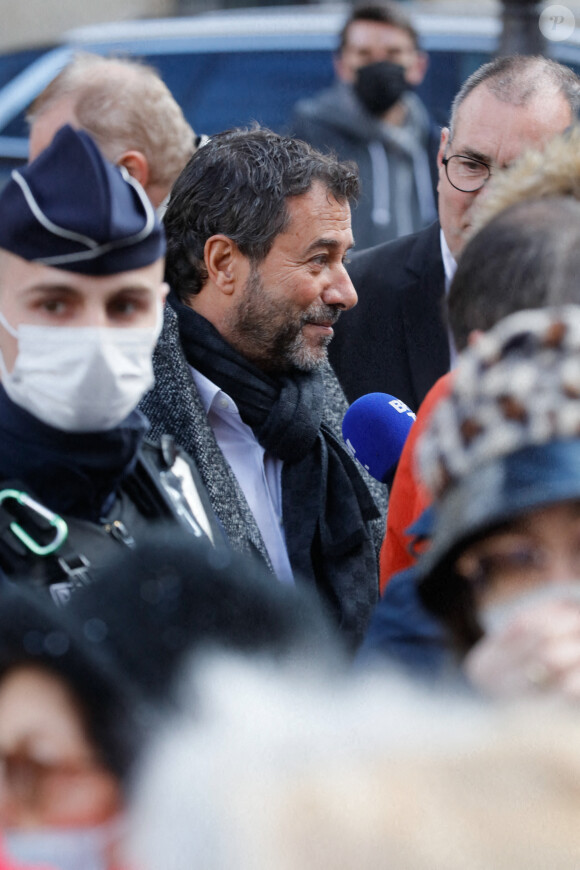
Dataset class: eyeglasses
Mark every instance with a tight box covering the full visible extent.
[442,154,492,193]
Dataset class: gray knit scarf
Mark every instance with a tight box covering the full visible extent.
[173,296,379,639]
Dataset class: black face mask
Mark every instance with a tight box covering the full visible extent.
[353,60,408,116]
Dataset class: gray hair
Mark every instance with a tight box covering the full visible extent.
[28,53,196,193]
[448,55,580,141]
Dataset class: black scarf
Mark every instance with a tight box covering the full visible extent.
[0,387,148,521]
[173,295,379,639]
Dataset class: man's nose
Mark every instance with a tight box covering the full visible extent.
[81,305,110,328]
[323,267,357,311]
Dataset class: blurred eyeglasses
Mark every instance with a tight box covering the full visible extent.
[442,154,492,193]
[454,540,580,590]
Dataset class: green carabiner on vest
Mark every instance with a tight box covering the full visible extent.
[0,489,68,556]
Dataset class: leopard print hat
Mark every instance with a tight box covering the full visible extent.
[415,305,580,583]
[419,306,580,500]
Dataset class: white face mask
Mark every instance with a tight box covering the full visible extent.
[0,303,163,432]
[4,819,120,870]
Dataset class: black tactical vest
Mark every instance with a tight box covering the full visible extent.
[0,436,221,604]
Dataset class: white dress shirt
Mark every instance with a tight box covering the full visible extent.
[191,367,295,585]
[440,228,458,368]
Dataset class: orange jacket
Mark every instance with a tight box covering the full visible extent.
[379,373,453,593]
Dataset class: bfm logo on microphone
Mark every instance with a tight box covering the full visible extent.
[388,398,416,420]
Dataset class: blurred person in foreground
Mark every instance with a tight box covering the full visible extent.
[329,54,579,408]
[27,53,196,211]
[0,527,339,870]
[291,1,436,250]
[139,127,387,648]
[0,124,221,597]
[66,525,340,710]
[127,653,580,870]
[414,305,580,699]
[0,587,136,870]
[360,197,580,678]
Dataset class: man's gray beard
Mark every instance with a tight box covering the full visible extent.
[225,268,339,374]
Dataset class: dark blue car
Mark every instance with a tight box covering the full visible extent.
[0,3,578,185]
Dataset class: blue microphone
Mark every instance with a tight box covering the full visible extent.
[342,393,416,483]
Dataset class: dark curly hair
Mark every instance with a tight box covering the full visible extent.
[163,126,359,301]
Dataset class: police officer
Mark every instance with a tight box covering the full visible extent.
[0,124,221,601]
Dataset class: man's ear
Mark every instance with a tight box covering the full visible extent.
[204,235,240,295]
[117,150,150,190]
[159,281,170,305]
[334,50,353,84]
[436,127,450,195]
[406,50,429,87]
[437,127,450,171]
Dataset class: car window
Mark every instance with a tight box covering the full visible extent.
[0,47,49,90]
[0,47,52,138]
[0,47,336,140]
[144,49,335,134]
[1,110,31,138]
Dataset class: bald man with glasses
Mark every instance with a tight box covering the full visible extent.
[329,55,579,412]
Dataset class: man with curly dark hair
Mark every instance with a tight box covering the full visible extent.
[140,127,387,648]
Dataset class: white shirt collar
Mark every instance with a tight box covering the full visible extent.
[440,228,459,368]
[440,228,457,294]
[191,367,235,416]
[189,365,295,585]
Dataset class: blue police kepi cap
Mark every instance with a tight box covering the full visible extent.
[0,124,165,275]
